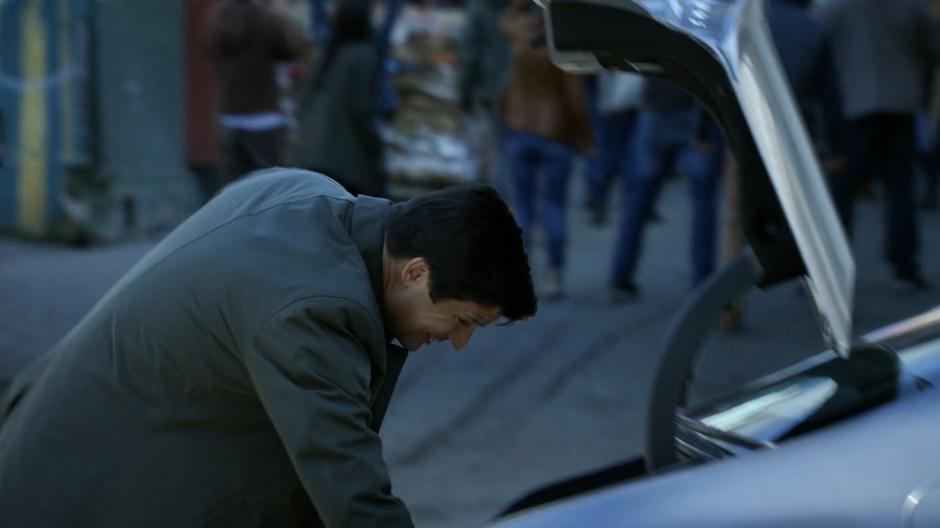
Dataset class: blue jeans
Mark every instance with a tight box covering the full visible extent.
[587,110,639,209]
[610,110,723,287]
[506,131,575,270]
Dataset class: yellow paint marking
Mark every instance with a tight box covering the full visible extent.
[18,0,47,234]
[59,0,72,161]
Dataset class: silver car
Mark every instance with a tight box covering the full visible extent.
[488,0,940,526]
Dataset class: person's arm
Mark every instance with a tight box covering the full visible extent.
[244,297,412,528]
[563,72,595,153]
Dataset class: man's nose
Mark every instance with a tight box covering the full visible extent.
[450,325,475,351]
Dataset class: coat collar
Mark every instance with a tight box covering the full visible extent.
[349,194,391,331]
[349,194,408,431]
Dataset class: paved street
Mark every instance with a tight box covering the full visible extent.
[2,176,939,527]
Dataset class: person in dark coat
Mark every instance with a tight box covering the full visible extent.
[207,0,308,187]
[294,0,385,197]
[0,168,537,527]
[820,0,940,289]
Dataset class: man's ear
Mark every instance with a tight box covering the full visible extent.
[400,257,429,285]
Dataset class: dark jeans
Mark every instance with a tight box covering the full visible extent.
[831,113,920,276]
[586,109,639,210]
[217,126,288,187]
[506,131,575,270]
[916,112,939,206]
[611,110,723,287]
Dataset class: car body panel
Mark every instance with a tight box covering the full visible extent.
[689,308,940,444]
[492,386,940,527]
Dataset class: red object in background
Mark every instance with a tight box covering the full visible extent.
[184,0,218,169]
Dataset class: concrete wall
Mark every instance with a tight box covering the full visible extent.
[91,0,199,240]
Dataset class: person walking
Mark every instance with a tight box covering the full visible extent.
[584,71,644,226]
[820,0,940,289]
[294,0,387,197]
[206,0,307,186]
[610,79,724,299]
[0,168,537,527]
[499,0,593,299]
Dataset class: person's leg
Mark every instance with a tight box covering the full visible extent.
[582,76,603,207]
[646,108,695,223]
[507,132,538,250]
[612,109,640,168]
[608,109,640,213]
[877,114,923,284]
[217,127,252,188]
[242,126,288,174]
[538,137,575,274]
[586,114,613,215]
[830,117,873,238]
[610,112,671,295]
[922,115,940,209]
[684,135,724,285]
[190,166,221,205]
[588,111,634,223]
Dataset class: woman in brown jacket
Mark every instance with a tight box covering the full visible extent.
[499,0,593,299]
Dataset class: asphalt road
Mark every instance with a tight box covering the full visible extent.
[2,176,939,527]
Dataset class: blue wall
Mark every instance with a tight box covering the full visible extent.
[0,0,93,236]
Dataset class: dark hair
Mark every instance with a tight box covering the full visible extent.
[313,0,373,89]
[386,184,537,321]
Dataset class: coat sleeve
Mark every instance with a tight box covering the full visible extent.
[243,296,413,528]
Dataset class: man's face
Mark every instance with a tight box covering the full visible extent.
[385,259,502,352]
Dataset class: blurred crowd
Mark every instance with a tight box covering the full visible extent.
[206,0,940,311]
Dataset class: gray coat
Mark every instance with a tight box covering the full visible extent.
[294,44,384,196]
[0,169,413,527]
[819,0,940,120]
